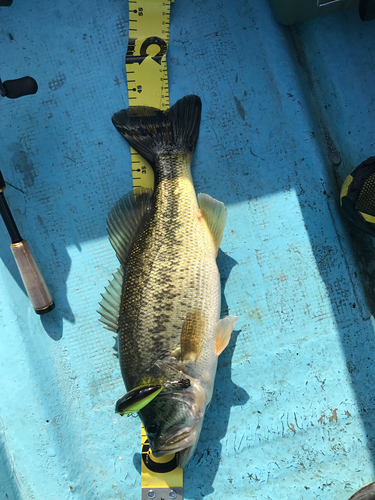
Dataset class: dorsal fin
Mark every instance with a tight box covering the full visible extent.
[198,193,227,252]
[107,188,153,265]
[97,267,124,333]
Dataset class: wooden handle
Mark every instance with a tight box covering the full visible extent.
[10,240,55,314]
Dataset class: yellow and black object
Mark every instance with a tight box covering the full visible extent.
[141,425,182,500]
[340,156,375,237]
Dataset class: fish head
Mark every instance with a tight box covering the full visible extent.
[139,376,207,468]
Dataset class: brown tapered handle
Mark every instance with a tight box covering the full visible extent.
[10,240,55,314]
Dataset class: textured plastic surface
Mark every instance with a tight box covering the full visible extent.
[1,1,375,499]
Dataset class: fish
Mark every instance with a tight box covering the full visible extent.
[98,95,238,468]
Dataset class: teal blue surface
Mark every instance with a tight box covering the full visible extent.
[1,1,375,499]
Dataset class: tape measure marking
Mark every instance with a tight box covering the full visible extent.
[126,1,171,190]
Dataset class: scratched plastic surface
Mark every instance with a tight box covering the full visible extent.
[1,1,375,499]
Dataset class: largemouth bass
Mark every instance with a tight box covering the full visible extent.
[98,95,237,467]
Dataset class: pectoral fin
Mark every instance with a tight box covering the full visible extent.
[215,316,238,356]
[115,384,163,415]
[181,310,206,362]
[198,193,227,252]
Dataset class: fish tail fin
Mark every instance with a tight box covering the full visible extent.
[112,95,202,167]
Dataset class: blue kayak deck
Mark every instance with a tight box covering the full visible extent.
[1,1,375,499]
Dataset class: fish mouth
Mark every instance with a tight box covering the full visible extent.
[153,440,198,469]
[152,428,196,457]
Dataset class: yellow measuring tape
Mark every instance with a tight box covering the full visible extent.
[125,1,183,499]
[126,0,171,191]
[141,426,182,500]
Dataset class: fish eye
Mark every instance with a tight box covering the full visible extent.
[147,424,161,437]
[179,378,190,388]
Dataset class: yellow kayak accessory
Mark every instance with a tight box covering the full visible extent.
[340,156,375,236]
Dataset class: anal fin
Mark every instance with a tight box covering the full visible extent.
[215,316,238,356]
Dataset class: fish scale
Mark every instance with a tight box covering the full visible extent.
[119,170,220,389]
